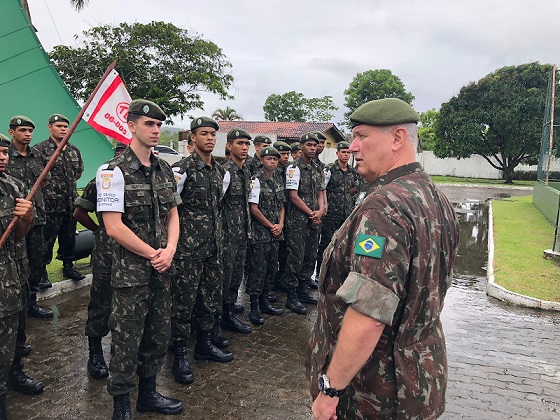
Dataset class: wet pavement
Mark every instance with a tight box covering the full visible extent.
[7,185,560,419]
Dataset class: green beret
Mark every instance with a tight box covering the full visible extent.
[9,115,35,129]
[48,114,69,125]
[260,146,280,159]
[290,143,301,152]
[312,131,327,140]
[0,133,11,147]
[128,99,166,121]
[227,128,251,140]
[350,98,419,128]
[273,141,291,152]
[253,135,272,145]
[114,143,127,151]
[336,141,350,150]
[190,116,219,132]
[300,132,319,144]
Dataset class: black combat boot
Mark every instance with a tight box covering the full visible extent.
[194,331,233,363]
[234,303,245,314]
[87,336,108,379]
[27,294,53,319]
[7,359,44,395]
[297,284,318,304]
[248,295,265,326]
[112,393,132,420]
[62,261,85,281]
[15,343,32,358]
[267,291,278,303]
[136,376,183,415]
[285,289,307,314]
[172,341,194,385]
[0,394,7,420]
[259,292,284,316]
[222,303,252,334]
[211,314,229,348]
[38,267,52,290]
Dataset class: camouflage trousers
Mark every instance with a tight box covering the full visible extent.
[171,255,223,339]
[283,224,319,289]
[43,212,76,265]
[26,225,44,294]
[85,229,112,338]
[274,240,287,285]
[107,272,171,396]
[0,313,18,397]
[247,241,280,296]
[15,283,29,359]
[222,239,247,306]
[317,218,344,274]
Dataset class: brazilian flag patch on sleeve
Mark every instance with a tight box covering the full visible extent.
[354,234,385,258]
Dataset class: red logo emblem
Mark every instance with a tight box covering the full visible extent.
[116,102,129,123]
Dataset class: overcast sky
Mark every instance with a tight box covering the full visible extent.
[28,0,560,129]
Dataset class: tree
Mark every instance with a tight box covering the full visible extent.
[263,91,338,122]
[418,109,439,151]
[49,21,233,123]
[343,69,414,126]
[434,62,552,183]
[69,0,88,10]
[213,106,242,121]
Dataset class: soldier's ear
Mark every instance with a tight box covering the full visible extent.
[391,127,407,151]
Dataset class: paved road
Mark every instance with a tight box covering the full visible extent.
[7,186,560,419]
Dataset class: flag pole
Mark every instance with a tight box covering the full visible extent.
[0,61,117,249]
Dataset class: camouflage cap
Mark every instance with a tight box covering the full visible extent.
[253,135,272,145]
[336,141,350,150]
[350,98,419,128]
[300,132,319,144]
[273,141,291,152]
[128,99,167,121]
[227,128,252,140]
[260,146,280,159]
[48,114,70,124]
[290,142,301,152]
[0,133,10,147]
[190,116,219,132]
[312,131,327,140]
[9,115,35,129]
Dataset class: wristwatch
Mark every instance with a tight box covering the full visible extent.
[319,374,346,398]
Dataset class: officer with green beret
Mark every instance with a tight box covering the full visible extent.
[220,128,253,334]
[96,98,183,417]
[0,134,35,419]
[307,98,459,420]
[282,132,324,313]
[290,142,302,161]
[170,116,232,388]
[35,113,85,286]
[246,134,272,175]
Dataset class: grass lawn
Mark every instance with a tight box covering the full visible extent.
[492,195,559,302]
[432,176,535,187]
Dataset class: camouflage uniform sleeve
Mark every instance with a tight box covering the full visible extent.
[75,178,96,212]
[336,204,410,325]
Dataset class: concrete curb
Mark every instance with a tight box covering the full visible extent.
[437,183,533,190]
[486,201,560,311]
[36,274,92,301]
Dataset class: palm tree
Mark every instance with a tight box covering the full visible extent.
[69,0,88,10]
[212,106,242,121]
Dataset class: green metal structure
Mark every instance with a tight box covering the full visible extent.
[0,0,114,187]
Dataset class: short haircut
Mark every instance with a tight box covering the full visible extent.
[127,113,141,123]
[382,123,419,152]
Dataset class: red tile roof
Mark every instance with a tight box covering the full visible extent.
[215,121,346,142]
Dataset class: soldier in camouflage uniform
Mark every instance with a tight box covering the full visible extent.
[35,114,85,286]
[245,135,272,175]
[283,132,325,314]
[221,128,253,334]
[290,142,302,161]
[307,99,459,420]
[6,116,52,320]
[246,146,286,325]
[74,144,127,380]
[97,100,183,419]
[0,134,35,419]
[316,141,360,273]
[170,117,232,387]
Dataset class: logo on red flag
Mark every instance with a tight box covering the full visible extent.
[83,70,132,145]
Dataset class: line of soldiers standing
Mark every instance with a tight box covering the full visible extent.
[0,114,86,419]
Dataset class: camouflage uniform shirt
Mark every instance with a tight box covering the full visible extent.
[172,150,224,259]
[285,157,324,229]
[323,160,361,221]
[222,160,252,242]
[306,162,459,419]
[35,138,83,214]
[245,153,263,175]
[248,169,285,243]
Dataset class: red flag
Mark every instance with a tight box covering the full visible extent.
[83,69,132,145]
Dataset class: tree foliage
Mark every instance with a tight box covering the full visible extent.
[343,69,414,126]
[213,106,242,121]
[263,91,338,122]
[69,0,88,10]
[434,62,552,183]
[49,21,234,123]
[418,109,439,151]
